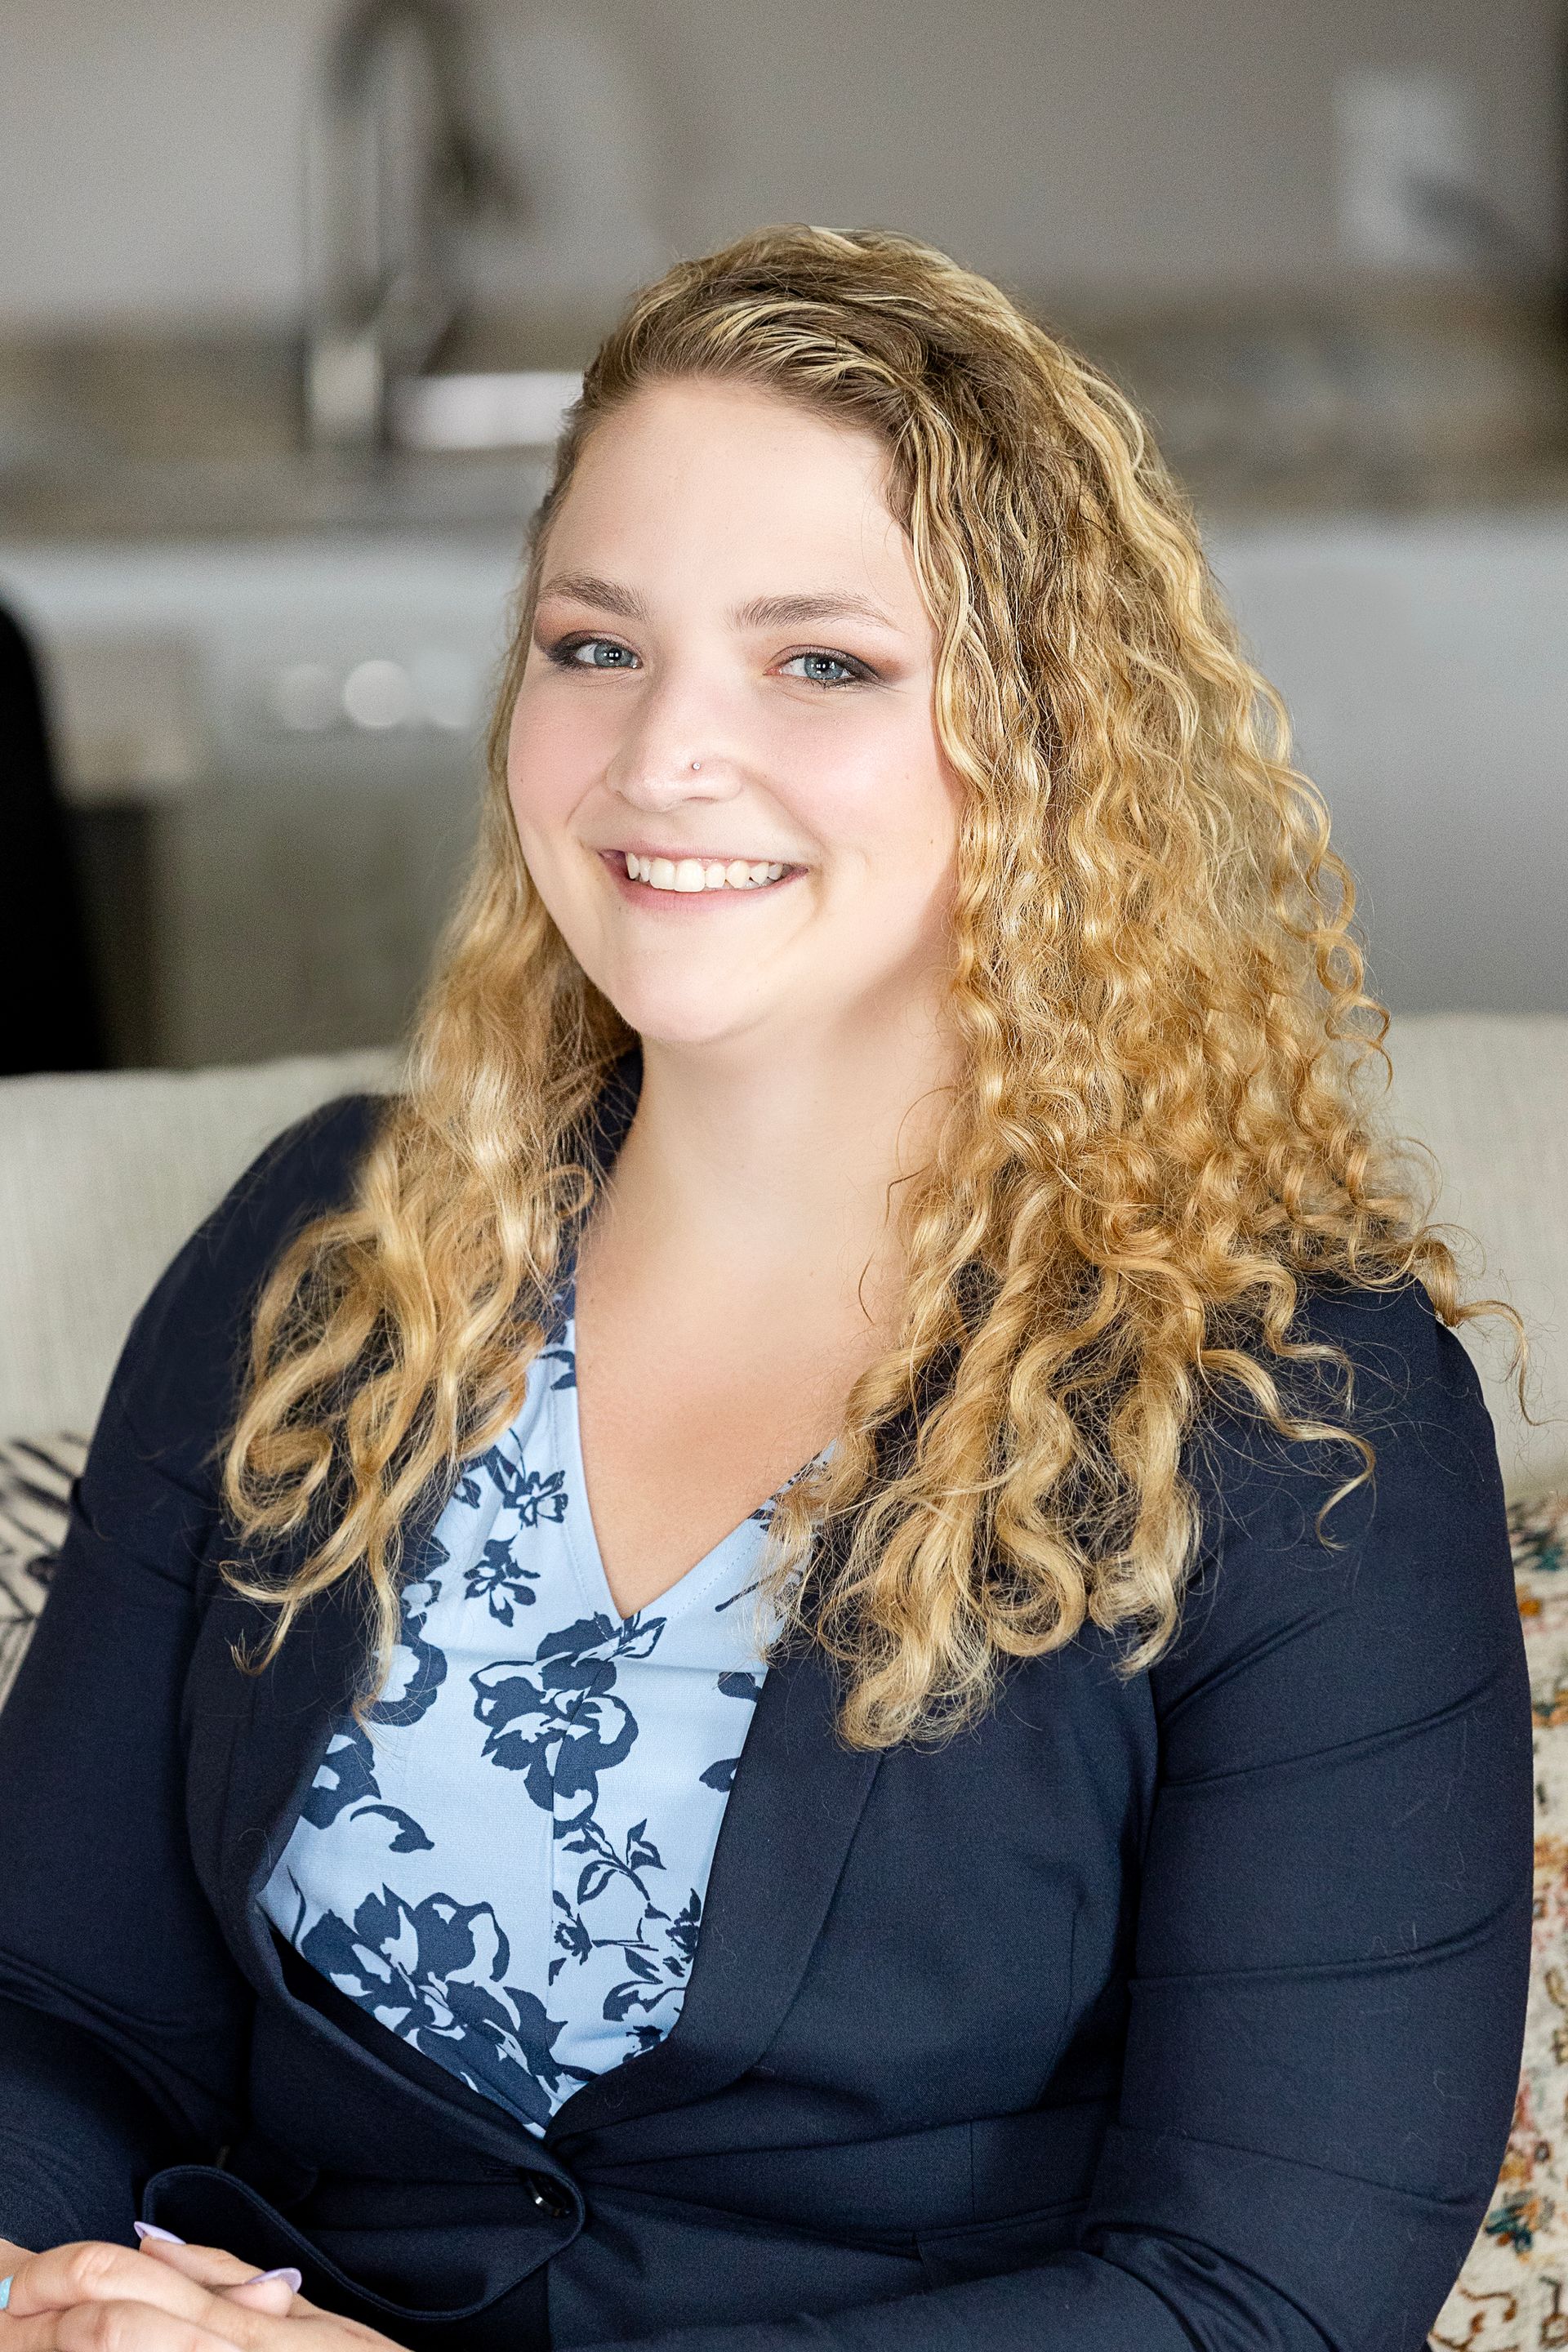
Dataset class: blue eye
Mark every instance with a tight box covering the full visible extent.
[781,649,866,688]
[553,635,639,670]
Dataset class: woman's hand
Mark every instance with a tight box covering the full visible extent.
[0,2234,403,2352]
[0,2234,301,2341]
[0,2249,32,2305]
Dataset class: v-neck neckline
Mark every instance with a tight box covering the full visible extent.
[550,1280,777,1636]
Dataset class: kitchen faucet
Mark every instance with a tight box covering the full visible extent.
[305,0,521,452]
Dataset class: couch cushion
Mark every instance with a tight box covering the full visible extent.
[0,1047,399,1439]
[1368,1013,1568,1507]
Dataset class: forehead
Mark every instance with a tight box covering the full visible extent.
[542,377,917,608]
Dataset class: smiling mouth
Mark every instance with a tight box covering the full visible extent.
[608,851,804,894]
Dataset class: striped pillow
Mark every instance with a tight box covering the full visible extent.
[0,1432,85,1708]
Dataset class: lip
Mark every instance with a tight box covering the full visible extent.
[595,848,807,907]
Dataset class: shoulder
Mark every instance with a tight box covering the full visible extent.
[93,1089,391,1494]
[1194,1270,1504,1505]
[1151,1272,1520,1757]
[1187,1271,1503,1530]
[134,1087,387,1342]
[192,1088,387,1268]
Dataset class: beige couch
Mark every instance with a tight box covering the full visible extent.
[0,1045,403,1441]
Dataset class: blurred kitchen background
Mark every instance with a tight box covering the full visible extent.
[1,0,1564,1075]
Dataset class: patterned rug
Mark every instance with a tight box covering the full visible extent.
[0,1436,1563,2336]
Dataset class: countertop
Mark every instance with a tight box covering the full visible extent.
[2,283,1566,542]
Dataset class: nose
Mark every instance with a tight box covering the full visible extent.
[604,668,742,813]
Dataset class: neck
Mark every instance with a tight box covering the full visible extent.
[584,1010,959,1325]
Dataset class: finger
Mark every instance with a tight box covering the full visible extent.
[133,2250,321,2325]
[131,2250,266,2294]
[61,2288,318,2352]
[0,2303,64,2352]
[5,2247,220,2327]
[212,2282,296,2319]
[0,2248,33,2319]
[131,2246,247,2289]
[0,2302,233,2352]
[133,2256,310,2324]
[53,2299,246,2352]
[0,2247,51,2323]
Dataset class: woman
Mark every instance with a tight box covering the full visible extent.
[0,227,1536,2352]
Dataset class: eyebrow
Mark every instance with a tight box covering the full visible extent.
[733,590,899,631]
[537,572,901,633]
[537,571,648,620]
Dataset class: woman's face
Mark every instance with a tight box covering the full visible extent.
[506,376,962,1057]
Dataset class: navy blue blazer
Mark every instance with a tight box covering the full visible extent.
[0,1051,1534,2352]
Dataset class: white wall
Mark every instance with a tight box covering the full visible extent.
[0,0,1561,327]
[1207,510,1568,1019]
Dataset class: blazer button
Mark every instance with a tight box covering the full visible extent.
[525,2176,572,2219]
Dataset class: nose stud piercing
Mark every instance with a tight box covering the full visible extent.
[691,760,702,772]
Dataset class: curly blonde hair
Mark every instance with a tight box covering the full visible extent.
[219,224,1533,1748]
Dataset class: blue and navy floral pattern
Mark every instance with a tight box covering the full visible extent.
[260,1279,811,2136]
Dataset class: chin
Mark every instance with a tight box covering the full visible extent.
[603,993,763,1052]
[587,954,789,1046]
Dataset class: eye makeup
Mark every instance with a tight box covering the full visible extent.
[537,630,881,688]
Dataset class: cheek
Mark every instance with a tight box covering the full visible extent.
[777,707,959,881]
[506,674,607,832]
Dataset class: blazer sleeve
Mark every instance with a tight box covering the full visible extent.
[0,1093,385,2249]
[577,1277,1535,2352]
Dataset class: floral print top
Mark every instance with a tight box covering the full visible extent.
[259,1275,810,2137]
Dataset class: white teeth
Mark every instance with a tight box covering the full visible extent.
[619,851,795,893]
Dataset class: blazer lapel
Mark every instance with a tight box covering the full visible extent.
[189,1526,422,1987]
[541,1307,971,2143]
[544,1628,884,2144]
[200,1485,887,2149]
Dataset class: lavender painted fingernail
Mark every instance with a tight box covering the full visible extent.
[249,2270,301,2292]
[133,2224,185,2245]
